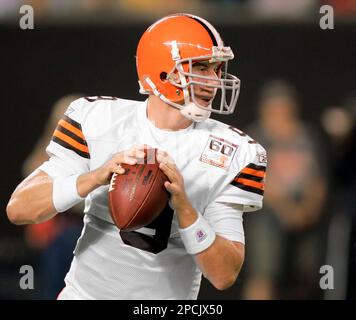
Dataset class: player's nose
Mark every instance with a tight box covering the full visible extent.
[203,69,220,87]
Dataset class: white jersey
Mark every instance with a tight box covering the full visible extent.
[39,96,267,300]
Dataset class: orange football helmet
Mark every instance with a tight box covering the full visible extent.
[136,13,241,122]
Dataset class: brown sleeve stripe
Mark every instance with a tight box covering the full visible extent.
[56,124,87,147]
[52,136,90,159]
[58,119,85,140]
[237,172,264,183]
[63,115,81,130]
[246,163,266,172]
[231,180,264,196]
[240,167,265,178]
[51,115,90,159]
[53,130,89,153]
[53,130,90,159]
[230,162,266,196]
[235,177,264,190]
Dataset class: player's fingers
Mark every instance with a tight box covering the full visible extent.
[122,156,138,165]
[113,164,125,175]
[134,150,146,159]
[112,150,142,164]
[157,150,173,161]
[156,149,168,156]
[156,153,165,164]
[122,149,145,159]
[164,181,181,196]
[112,150,131,161]
[131,144,152,153]
[131,144,150,149]
[159,162,171,177]
[161,160,179,175]
[130,146,151,161]
[156,150,174,164]
[159,162,179,182]
[112,154,137,166]
[107,161,125,173]
[164,181,174,194]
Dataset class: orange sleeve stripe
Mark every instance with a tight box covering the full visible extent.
[53,130,89,153]
[235,178,264,190]
[58,119,85,140]
[241,167,265,178]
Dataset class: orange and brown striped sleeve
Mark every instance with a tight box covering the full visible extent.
[231,163,266,196]
[52,115,90,159]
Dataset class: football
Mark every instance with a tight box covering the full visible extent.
[108,148,169,231]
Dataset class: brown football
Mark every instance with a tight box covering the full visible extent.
[108,148,169,231]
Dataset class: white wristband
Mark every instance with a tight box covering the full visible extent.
[178,214,216,255]
[52,174,84,212]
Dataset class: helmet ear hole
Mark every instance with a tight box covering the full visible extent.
[160,72,168,82]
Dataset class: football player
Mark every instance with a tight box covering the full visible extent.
[7,13,267,299]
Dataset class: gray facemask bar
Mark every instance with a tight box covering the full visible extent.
[167,55,241,115]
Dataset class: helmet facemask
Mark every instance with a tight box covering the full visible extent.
[160,45,241,122]
[171,59,240,116]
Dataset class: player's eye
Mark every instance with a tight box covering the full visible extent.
[193,62,209,71]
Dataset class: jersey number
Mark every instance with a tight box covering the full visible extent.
[119,204,174,254]
[210,139,234,156]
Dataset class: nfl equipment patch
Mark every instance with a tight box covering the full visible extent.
[200,135,237,170]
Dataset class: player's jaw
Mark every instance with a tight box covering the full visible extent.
[194,95,213,107]
[192,87,216,107]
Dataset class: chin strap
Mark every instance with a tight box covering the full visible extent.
[180,102,211,122]
[141,76,211,123]
[170,41,190,106]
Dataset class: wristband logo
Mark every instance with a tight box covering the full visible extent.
[195,229,207,243]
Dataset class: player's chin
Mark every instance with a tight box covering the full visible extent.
[195,97,213,108]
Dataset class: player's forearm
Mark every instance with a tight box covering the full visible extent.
[195,235,244,290]
[77,171,102,197]
[175,204,244,290]
[175,202,199,228]
[6,169,102,225]
[6,171,57,225]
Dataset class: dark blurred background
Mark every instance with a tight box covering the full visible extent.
[1,0,355,300]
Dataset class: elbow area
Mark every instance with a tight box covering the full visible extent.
[6,198,36,225]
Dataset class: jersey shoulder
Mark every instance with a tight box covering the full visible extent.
[199,118,267,167]
[65,96,145,137]
[48,96,144,159]
[202,119,267,211]
[67,96,142,121]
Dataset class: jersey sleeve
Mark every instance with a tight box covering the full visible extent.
[38,98,90,178]
[214,143,267,212]
[203,202,245,244]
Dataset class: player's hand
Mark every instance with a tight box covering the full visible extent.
[157,150,192,212]
[91,144,150,185]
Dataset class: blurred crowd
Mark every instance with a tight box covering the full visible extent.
[1,0,356,23]
[241,80,356,299]
[252,79,356,300]
[242,80,328,299]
